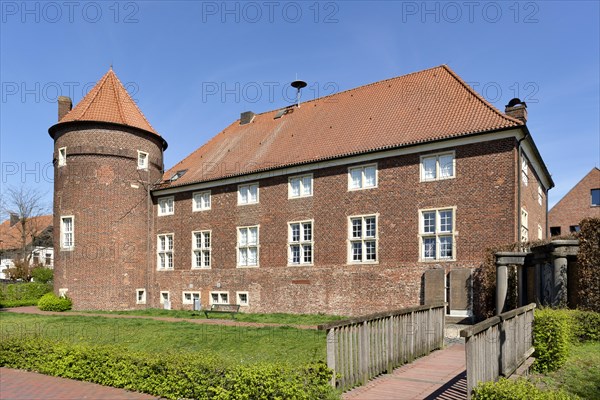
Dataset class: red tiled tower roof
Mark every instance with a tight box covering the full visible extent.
[160,65,524,188]
[52,69,160,137]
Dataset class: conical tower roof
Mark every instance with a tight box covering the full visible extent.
[50,69,165,145]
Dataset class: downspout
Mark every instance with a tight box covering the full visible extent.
[517,131,529,248]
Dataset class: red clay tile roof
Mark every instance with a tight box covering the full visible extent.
[0,215,53,251]
[57,69,160,136]
[159,65,524,189]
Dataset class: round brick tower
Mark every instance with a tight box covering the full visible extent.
[48,69,167,310]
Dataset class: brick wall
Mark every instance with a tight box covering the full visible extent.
[150,137,520,316]
[549,168,600,235]
[53,123,164,310]
[520,153,548,241]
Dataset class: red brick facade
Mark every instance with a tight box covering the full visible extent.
[549,168,600,236]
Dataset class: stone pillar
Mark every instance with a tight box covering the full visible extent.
[517,265,526,306]
[552,253,568,307]
[495,252,527,315]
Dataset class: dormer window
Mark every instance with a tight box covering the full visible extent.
[137,151,149,170]
[170,169,188,182]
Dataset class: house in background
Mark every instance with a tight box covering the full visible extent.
[0,215,54,280]
[50,65,553,316]
[549,167,600,236]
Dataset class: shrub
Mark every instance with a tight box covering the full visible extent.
[31,267,53,284]
[569,310,600,343]
[533,308,571,373]
[37,293,72,312]
[0,337,337,400]
[2,282,52,301]
[472,378,575,399]
[577,218,600,312]
[0,299,39,308]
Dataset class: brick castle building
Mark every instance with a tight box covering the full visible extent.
[549,167,600,236]
[50,66,553,316]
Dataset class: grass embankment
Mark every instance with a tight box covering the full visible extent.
[0,312,326,366]
[532,341,600,399]
[76,308,346,326]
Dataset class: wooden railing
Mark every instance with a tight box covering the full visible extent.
[318,303,445,392]
[460,303,536,399]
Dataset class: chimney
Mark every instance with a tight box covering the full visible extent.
[505,98,527,124]
[240,111,255,125]
[9,213,19,227]
[58,96,73,121]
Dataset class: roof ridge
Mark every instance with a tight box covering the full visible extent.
[111,70,160,134]
[109,71,127,125]
[61,72,109,123]
[440,65,524,126]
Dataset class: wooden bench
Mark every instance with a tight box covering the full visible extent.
[203,304,240,319]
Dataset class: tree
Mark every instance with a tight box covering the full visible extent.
[0,186,51,281]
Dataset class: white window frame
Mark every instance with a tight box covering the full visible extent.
[419,207,457,262]
[237,183,259,205]
[288,220,314,266]
[58,147,67,167]
[157,233,174,270]
[288,174,313,198]
[192,190,211,211]
[538,185,543,206]
[136,289,146,305]
[538,224,543,240]
[521,208,529,242]
[192,230,211,269]
[420,152,455,182]
[60,215,74,250]
[236,291,249,307]
[182,291,201,305]
[210,291,229,305]
[158,196,174,216]
[521,159,529,186]
[347,214,379,264]
[348,163,378,191]
[137,150,149,170]
[237,226,259,268]
[160,291,170,304]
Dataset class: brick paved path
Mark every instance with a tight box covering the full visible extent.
[343,343,467,400]
[3,306,316,330]
[0,368,159,399]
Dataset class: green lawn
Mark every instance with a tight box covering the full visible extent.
[74,308,346,326]
[0,312,327,366]
[532,341,600,399]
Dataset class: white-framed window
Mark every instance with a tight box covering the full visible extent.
[210,291,229,305]
[348,164,377,190]
[58,147,67,167]
[538,224,543,240]
[419,208,456,261]
[136,289,146,304]
[137,151,149,170]
[521,159,529,186]
[192,190,211,211]
[288,174,313,198]
[192,231,211,269]
[182,291,200,305]
[236,291,249,306]
[45,253,52,266]
[348,215,378,263]
[538,185,543,206]
[420,152,455,181]
[521,208,529,242]
[58,288,68,298]
[237,226,259,267]
[60,216,74,250]
[288,221,313,265]
[160,291,170,304]
[238,183,259,205]
[158,196,174,216]
[157,234,174,270]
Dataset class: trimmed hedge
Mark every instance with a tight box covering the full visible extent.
[577,218,600,312]
[533,308,600,373]
[37,293,72,312]
[0,338,338,400]
[472,378,574,399]
[0,282,52,302]
[0,299,39,308]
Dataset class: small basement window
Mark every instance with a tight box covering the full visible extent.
[550,227,561,237]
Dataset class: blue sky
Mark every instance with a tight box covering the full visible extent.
[1,0,598,211]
